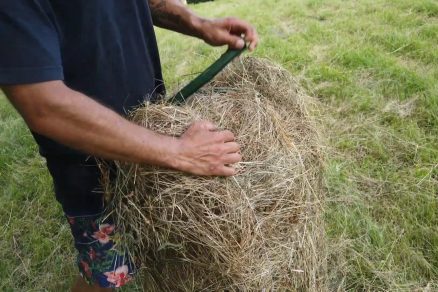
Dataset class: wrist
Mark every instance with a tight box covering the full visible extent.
[162,136,184,170]
[190,15,210,39]
[136,130,182,170]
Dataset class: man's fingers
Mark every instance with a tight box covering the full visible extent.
[180,119,241,176]
[235,38,245,49]
[216,165,237,176]
[218,30,245,49]
[207,18,258,50]
[248,32,259,51]
[195,120,218,131]
[246,28,259,51]
[219,18,252,49]
[223,141,240,153]
[239,23,258,51]
[216,130,235,142]
[225,18,251,33]
[222,152,242,164]
[224,18,259,51]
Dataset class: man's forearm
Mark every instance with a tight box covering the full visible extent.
[148,0,204,37]
[4,81,179,167]
[3,80,242,176]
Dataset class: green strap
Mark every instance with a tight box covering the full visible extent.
[169,46,246,105]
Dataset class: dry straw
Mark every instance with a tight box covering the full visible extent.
[104,57,326,291]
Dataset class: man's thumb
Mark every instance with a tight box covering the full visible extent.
[220,30,245,49]
[233,38,245,49]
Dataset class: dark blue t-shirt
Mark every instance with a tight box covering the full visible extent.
[0,0,164,157]
[0,0,165,215]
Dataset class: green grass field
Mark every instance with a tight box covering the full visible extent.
[1,0,437,290]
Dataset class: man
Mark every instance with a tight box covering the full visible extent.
[0,0,258,290]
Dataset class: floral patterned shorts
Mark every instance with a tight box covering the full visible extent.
[66,212,136,288]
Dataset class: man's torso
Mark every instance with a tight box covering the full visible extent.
[35,0,164,157]
[0,0,164,215]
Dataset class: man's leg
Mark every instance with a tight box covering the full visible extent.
[45,156,136,290]
[66,212,136,290]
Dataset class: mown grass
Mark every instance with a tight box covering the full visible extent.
[1,0,437,290]
[0,93,76,291]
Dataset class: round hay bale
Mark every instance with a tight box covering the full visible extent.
[105,57,326,291]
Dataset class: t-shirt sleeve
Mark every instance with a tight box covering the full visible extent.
[0,0,63,85]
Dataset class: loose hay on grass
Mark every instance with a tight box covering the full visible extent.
[104,57,326,291]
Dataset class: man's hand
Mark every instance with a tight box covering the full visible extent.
[175,121,241,176]
[197,18,258,51]
[148,0,259,51]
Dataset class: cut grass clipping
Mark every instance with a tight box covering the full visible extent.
[104,58,326,290]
